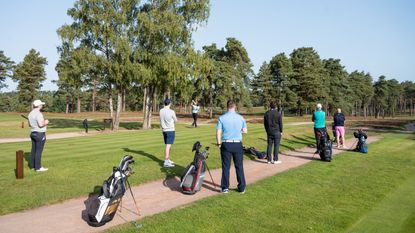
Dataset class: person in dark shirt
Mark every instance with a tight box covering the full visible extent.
[263,101,283,164]
[333,108,346,148]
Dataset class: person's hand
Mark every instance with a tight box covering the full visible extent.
[217,143,221,149]
[45,119,49,125]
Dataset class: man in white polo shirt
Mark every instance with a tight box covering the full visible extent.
[28,99,49,172]
[160,99,177,168]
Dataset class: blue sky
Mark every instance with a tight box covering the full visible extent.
[1,0,414,91]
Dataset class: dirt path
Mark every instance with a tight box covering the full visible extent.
[0,137,379,233]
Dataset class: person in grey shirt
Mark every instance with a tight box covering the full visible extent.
[159,99,177,168]
[28,100,49,172]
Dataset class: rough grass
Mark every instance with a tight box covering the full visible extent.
[105,133,415,233]
[0,123,316,215]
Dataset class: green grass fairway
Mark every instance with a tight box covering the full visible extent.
[0,123,316,215]
[105,133,415,233]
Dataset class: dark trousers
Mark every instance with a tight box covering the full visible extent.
[191,113,198,127]
[267,132,281,162]
[30,132,46,170]
[220,142,246,192]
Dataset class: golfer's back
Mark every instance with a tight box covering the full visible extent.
[160,107,177,132]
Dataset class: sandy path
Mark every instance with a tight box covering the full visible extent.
[0,137,379,233]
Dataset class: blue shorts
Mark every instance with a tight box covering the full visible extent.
[163,131,175,144]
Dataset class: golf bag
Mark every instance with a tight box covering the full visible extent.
[243,146,267,159]
[316,128,333,162]
[87,155,135,227]
[354,131,368,153]
[180,141,210,194]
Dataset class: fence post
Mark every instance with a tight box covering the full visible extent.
[16,150,24,179]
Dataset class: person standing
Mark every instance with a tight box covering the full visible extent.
[191,100,200,127]
[216,100,247,194]
[333,108,346,148]
[160,99,177,168]
[264,101,283,164]
[28,100,49,172]
[312,103,326,153]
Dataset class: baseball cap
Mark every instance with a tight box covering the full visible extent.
[33,100,46,107]
[164,99,172,105]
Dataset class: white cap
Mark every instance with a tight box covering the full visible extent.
[33,100,46,107]
[316,103,322,109]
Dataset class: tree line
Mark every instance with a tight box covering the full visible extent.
[1,0,415,131]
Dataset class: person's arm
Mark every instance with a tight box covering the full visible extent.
[312,112,315,122]
[264,114,268,131]
[172,111,177,122]
[241,118,248,134]
[36,114,49,128]
[279,113,283,133]
[216,129,222,146]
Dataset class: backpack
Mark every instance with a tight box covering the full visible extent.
[180,141,209,195]
[243,147,267,159]
[354,131,368,153]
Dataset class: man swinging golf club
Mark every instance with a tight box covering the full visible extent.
[216,100,247,194]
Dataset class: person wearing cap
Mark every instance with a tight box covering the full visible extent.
[159,99,177,168]
[333,108,346,148]
[28,100,49,172]
[264,101,283,164]
[216,100,247,194]
[312,103,326,153]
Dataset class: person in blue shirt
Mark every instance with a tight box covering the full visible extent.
[312,103,326,153]
[216,100,248,194]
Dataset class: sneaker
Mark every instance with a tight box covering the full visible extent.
[168,159,175,164]
[221,189,229,194]
[274,161,282,164]
[35,167,48,172]
[163,161,175,168]
[267,161,271,164]
[239,190,246,194]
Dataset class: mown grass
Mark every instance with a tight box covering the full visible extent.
[0,123,316,215]
[105,133,415,233]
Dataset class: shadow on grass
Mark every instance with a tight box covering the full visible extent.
[122,148,185,192]
[24,152,31,169]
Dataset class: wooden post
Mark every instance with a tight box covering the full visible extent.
[21,121,24,128]
[16,150,24,179]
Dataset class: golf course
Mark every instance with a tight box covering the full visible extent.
[0,112,414,232]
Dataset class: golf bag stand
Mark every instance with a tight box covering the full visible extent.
[87,155,139,227]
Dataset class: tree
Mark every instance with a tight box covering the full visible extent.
[269,53,296,112]
[290,47,325,115]
[348,71,373,117]
[322,58,351,114]
[372,75,389,118]
[12,49,47,111]
[0,51,14,91]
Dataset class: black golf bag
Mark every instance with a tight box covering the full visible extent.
[243,146,267,159]
[316,128,333,162]
[87,155,135,227]
[180,141,210,195]
[354,131,368,153]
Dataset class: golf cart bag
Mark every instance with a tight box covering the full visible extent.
[180,141,210,194]
[354,130,368,153]
[87,155,135,227]
[317,128,333,162]
[243,146,267,159]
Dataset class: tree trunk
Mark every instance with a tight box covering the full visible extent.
[77,96,81,114]
[122,89,126,112]
[143,86,154,129]
[109,95,114,119]
[143,87,147,113]
[113,92,122,131]
[92,79,96,112]
[65,96,69,114]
